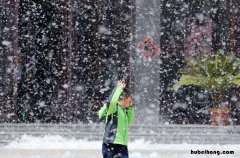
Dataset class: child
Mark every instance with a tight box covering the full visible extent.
[99,80,135,158]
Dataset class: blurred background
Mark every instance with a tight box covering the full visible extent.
[0,0,240,125]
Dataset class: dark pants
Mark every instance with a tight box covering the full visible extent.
[102,143,129,158]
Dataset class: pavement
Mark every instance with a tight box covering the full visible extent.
[1,124,240,158]
[0,149,240,158]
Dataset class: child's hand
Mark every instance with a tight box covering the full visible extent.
[117,80,126,88]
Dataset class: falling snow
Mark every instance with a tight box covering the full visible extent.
[0,0,240,157]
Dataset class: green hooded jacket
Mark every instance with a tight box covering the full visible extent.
[98,86,135,146]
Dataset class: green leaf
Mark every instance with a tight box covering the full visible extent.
[230,73,240,86]
[173,75,208,91]
[176,50,240,91]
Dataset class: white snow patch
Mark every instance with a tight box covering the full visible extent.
[4,135,240,151]
[172,102,188,110]
[1,41,11,47]
[99,26,112,35]
[231,95,238,102]
[62,84,69,89]
[38,101,46,107]
[1,135,240,158]
[75,85,83,91]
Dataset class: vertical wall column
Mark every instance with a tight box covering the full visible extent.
[134,0,161,124]
[0,0,15,122]
[67,0,73,122]
[12,0,20,123]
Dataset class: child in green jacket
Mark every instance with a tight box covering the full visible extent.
[99,80,134,158]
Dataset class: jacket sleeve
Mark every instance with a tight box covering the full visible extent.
[98,103,107,120]
[127,106,135,124]
[107,86,123,115]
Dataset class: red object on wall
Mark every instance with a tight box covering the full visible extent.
[137,36,160,59]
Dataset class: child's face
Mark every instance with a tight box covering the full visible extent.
[121,96,132,108]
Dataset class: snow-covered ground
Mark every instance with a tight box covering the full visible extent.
[1,135,240,158]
